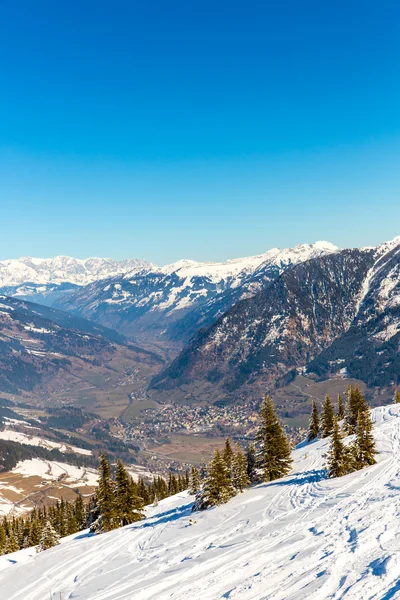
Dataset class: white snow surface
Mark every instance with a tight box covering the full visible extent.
[151,241,339,283]
[0,256,153,286]
[0,429,92,455]
[2,404,400,599]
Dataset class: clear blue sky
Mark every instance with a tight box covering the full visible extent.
[1,0,399,264]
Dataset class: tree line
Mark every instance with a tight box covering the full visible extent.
[1,386,390,555]
[0,459,189,556]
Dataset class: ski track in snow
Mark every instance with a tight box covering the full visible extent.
[2,405,400,599]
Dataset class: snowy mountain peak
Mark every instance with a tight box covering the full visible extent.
[0,256,154,286]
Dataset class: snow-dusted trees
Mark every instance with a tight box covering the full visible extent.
[37,520,60,552]
[307,400,320,441]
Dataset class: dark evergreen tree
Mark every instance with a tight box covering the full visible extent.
[337,394,345,421]
[307,400,320,441]
[95,453,118,532]
[346,385,368,434]
[321,395,335,438]
[327,417,350,478]
[115,459,144,526]
[189,466,201,495]
[354,408,377,468]
[257,394,292,482]
[232,446,250,492]
[223,438,234,475]
[246,442,257,483]
[195,450,235,509]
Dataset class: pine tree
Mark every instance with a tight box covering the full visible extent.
[307,400,320,441]
[74,495,86,530]
[337,394,345,421]
[195,450,235,509]
[354,408,377,468]
[95,453,118,532]
[321,395,335,438]
[115,459,144,526]
[189,466,201,495]
[257,394,292,482]
[327,417,350,478]
[223,438,234,474]
[28,517,42,546]
[37,520,60,552]
[232,446,250,492]
[346,385,368,434]
[246,442,257,483]
[394,389,400,404]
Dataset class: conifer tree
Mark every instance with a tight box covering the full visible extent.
[354,408,377,468]
[223,438,234,474]
[74,495,86,530]
[189,466,201,495]
[37,520,60,552]
[307,400,320,441]
[232,446,250,492]
[95,453,118,532]
[394,389,400,404]
[327,417,350,478]
[28,517,42,546]
[246,442,257,483]
[337,394,345,421]
[115,459,144,526]
[257,394,292,482]
[346,385,368,434]
[0,523,6,555]
[195,450,235,509]
[321,395,335,438]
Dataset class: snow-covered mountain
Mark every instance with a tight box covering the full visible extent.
[53,241,338,343]
[2,403,400,599]
[0,256,152,287]
[153,236,400,403]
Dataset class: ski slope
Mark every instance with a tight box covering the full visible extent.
[2,404,400,600]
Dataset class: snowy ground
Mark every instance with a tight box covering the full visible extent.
[2,404,400,599]
[0,428,92,455]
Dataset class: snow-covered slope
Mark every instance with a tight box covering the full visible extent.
[2,404,400,599]
[0,256,152,286]
[54,241,338,342]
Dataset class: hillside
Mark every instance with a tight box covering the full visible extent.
[0,295,161,398]
[1,403,400,599]
[53,241,337,345]
[152,237,400,405]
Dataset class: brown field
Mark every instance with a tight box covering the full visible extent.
[149,434,226,464]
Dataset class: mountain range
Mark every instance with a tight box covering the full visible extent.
[152,237,400,405]
[1,237,400,407]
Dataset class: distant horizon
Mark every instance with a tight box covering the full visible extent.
[1,234,400,267]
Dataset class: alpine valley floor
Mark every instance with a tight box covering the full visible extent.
[2,405,400,599]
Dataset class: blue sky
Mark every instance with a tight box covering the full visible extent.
[0,1,399,264]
